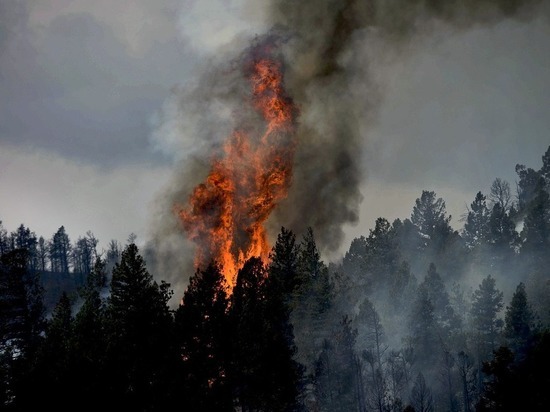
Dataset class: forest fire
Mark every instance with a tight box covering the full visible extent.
[175,44,298,287]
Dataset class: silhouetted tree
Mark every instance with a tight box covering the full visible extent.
[260,227,305,411]
[36,236,47,271]
[230,257,268,411]
[103,242,175,410]
[364,217,399,287]
[293,227,333,375]
[70,257,108,405]
[342,235,367,284]
[0,248,45,409]
[71,232,98,277]
[463,192,490,250]
[488,178,512,212]
[411,190,452,249]
[49,226,71,273]
[520,182,550,268]
[486,203,518,268]
[477,331,550,411]
[409,286,437,367]
[421,263,461,339]
[504,282,536,359]
[38,292,74,404]
[11,225,37,271]
[176,262,232,411]
[470,274,504,393]
[0,221,10,256]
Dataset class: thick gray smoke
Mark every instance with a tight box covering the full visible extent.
[266,0,543,252]
[147,0,545,300]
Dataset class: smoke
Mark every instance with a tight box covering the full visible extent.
[265,0,543,253]
[147,0,546,299]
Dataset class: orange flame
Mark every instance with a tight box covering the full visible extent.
[175,48,298,288]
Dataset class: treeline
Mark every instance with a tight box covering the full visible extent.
[1,145,549,411]
[0,223,122,309]
[0,223,120,276]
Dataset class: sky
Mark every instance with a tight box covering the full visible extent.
[1,0,549,278]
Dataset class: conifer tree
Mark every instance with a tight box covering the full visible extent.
[230,257,268,411]
[175,262,232,411]
[293,228,332,374]
[463,191,490,250]
[262,227,305,411]
[104,242,175,410]
[470,274,504,389]
[71,257,108,404]
[504,282,536,359]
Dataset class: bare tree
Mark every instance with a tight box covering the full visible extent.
[488,178,512,211]
[437,343,458,412]
[410,372,434,412]
[457,351,477,412]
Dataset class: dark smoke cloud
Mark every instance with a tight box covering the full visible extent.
[149,0,546,298]
[266,0,544,253]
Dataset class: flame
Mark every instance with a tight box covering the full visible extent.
[175,47,298,288]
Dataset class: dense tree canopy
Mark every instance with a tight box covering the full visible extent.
[1,145,550,411]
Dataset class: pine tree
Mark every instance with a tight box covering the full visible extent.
[463,191,490,250]
[520,184,550,267]
[0,248,45,409]
[49,226,71,273]
[293,228,332,375]
[504,282,536,359]
[104,242,175,410]
[341,235,367,284]
[470,275,504,372]
[176,262,232,411]
[71,257,108,404]
[230,257,269,411]
[268,226,300,295]
[515,164,544,216]
[408,285,437,368]
[14,292,74,410]
[411,190,452,247]
[420,263,461,339]
[261,227,305,411]
[487,203,517,262]
[360,217,400,292]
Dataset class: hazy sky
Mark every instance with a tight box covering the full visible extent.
[1,0,549,266]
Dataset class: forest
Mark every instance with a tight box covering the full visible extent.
[1,145,550,412]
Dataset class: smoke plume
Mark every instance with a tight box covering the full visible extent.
[147,0,545,298]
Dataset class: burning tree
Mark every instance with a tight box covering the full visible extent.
[175,39,299,287]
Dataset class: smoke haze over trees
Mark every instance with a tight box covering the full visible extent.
[2,145,550,410]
